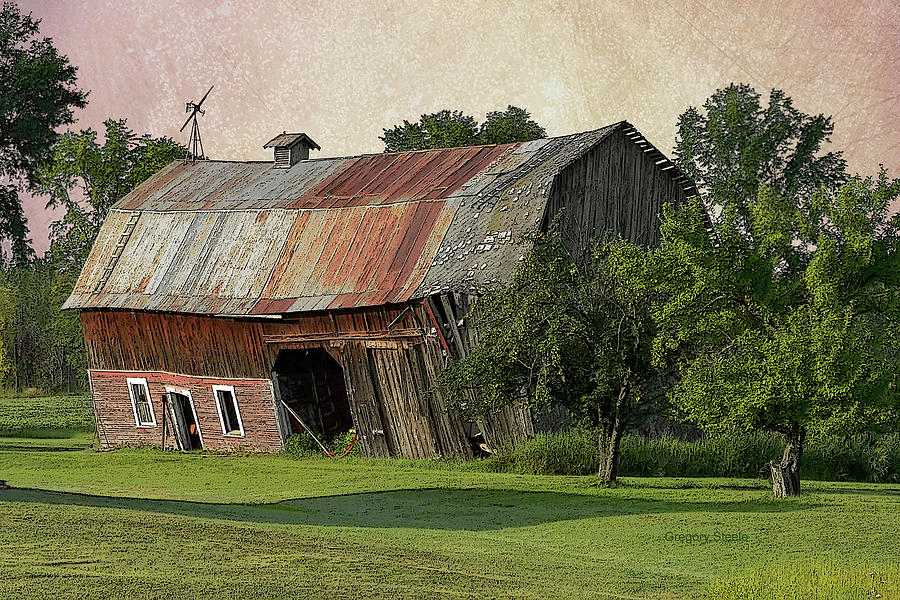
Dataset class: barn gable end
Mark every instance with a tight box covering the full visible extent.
[547,124,697,254]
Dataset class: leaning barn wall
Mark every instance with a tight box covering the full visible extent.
[81,304,471,457]
[90,371,281,451]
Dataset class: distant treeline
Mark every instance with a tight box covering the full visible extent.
[0,262,84,393]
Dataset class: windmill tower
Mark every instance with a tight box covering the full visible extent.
[180,86,213,161]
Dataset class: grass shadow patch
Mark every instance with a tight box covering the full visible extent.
[2,486,814,531]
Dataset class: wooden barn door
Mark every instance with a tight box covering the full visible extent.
[366,342,440,459]
[340,341,390,457]
[341,340,464,459]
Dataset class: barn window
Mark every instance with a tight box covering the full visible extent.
[127,377,156,427]
[213,385,244,437]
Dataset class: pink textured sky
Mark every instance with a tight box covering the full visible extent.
[18,0,900,254]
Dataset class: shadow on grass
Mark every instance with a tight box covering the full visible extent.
[803,485,900,497]
[0,445,86,452]
[1,486,813,531]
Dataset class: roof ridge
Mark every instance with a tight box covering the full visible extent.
[184,124,628,166]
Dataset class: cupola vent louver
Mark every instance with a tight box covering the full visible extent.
[263,132,321,168]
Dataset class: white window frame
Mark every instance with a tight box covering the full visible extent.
[165,386,203,447]
[212,384,245,438]
[127,377,157,428]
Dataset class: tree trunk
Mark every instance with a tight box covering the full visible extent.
[598,381,628,483]
[769,427,805,498]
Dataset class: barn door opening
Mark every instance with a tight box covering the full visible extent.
[272,348,353,440]
[167,389,202,450]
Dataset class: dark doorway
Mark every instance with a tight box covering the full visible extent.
[273,348,353,439]
[169,390,202,450]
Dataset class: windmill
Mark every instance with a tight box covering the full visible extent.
[180,85,213,161]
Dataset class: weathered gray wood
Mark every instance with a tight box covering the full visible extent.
[438,293,467,358]
[341,342,390,457]
[418,336,472,457]
[368,348,408,456]
[270,371,291,445]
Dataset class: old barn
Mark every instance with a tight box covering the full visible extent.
[64,121,696,457]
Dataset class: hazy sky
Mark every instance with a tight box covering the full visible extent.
[18,0,900,254]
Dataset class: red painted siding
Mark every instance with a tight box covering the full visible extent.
[90,370,283,452]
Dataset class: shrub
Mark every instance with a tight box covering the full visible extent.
[329,430,359,458]
[284,433,323,458]
[488,429,598,475]
[285,430,360,459]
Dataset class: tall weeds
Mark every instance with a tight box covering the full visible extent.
[486,430,900,482]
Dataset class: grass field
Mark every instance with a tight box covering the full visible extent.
[0,394,94,437]
[2,448,899,599]
[1,396,898,598]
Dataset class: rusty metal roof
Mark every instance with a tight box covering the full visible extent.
[65,121,687,315]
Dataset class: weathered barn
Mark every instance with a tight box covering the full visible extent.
[64,121,696,457]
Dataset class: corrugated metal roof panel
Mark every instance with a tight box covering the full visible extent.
[66,200,456,315]
[260,200,453,304]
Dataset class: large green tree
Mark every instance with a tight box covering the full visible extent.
[0,2,87,264]
[655,84,898,497]
[675,84,847,218]
[38,118,185,272]
[381,105,546,152]
[437,232,665,483]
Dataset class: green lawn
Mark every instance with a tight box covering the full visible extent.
[2,445,898,599]
[0,394,94,436]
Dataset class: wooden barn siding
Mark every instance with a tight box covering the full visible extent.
[90,370,282,451]
[82,305,427,380]
[341,339,471,459]
[548,128,689,254]
[82,305,471,458]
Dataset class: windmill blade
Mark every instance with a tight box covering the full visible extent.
[195,85,214,110]
[179,110,196,133]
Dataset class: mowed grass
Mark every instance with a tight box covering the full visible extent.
[2,446,899,599]
[0,394,93,437]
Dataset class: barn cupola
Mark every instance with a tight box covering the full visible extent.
[264,132,321,168]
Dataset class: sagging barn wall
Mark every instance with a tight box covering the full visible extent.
[82,305,472,457]
[90,371,281,451]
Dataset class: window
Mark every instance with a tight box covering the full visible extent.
[127,378,156,427]
[213,385,244,437]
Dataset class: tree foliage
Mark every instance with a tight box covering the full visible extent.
[675,84,847,227]
[0,260,85,392]
[657,84,899,496]
[0,2,87,264]
[381,105,546,152]
[437,231,666,482]
[0,119,184,393]
[478,106,547,145]
[37,119,185,272]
